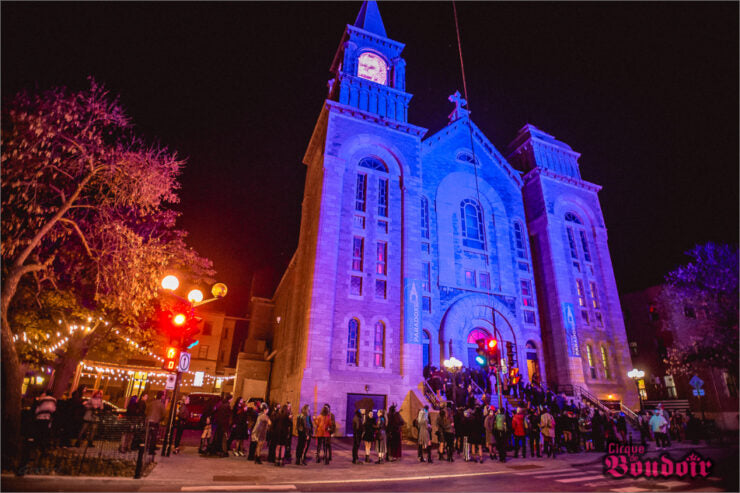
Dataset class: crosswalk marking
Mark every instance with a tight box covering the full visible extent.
[557,474,609,483]
[657,480,689,488]
[182,486,296,492]
[514,466,573,476]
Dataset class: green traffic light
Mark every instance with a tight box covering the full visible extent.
[475,355,486,366]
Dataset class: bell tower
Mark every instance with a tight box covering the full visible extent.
[328,0,411,122]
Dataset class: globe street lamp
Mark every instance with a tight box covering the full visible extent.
[443,357,463,406]
[628,368,645,412]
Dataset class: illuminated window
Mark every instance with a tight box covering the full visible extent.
[586,345,596,379]
[513,221,528,259]
[373,321,385,367]
[347,319,359,365]
[521,279,535,307]
[352,236,364,271]
[355,174,367,211]
[421,197,430,239]
[357,52,387,85]
[576,279,587,307]
[376,242,387,275]
[377,178,388,217]
[589,282,600,309]
[464,270,476,288]
[600,345,611,379]
[460,199,485,249]
[422,262,431,292]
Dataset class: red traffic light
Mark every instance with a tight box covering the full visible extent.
[173,313,187,326]
[487,339,497,350]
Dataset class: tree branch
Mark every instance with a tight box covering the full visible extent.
[58,218,94,258]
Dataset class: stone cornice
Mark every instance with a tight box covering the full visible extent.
[325,100,427,137]
[524,167,602,193]
[346,24,405,53]
[338,73,412,100]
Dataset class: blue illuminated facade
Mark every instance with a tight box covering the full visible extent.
[267,1,636,432]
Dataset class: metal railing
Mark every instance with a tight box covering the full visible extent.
[422,379,442,410]
[16,414,160,477]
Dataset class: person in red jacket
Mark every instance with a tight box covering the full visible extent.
[512,407,528,458]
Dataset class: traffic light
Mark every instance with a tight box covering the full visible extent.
[163,346,180,371]
[475,338,487,367]
[486,338,500,368]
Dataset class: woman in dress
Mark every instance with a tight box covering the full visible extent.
[374,409,387,464]
[252,403,271,464]
[273,405,292,466]
[362,410,376,463]
[416,405,432,463]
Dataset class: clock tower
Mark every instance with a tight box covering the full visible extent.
[328,0,411,122]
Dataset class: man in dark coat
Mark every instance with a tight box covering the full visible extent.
[210,395,232,456]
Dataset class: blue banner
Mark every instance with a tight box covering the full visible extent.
[404,278,421,344]
[562,302,580,357]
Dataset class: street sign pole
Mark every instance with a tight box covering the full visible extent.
[161,369,181,457]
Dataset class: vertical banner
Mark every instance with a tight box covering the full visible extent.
[404,278,421,344]
[562,302,580,356]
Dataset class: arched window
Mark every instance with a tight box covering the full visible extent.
[565,212,582,224]
[460,199,485,249]
[373,321,385,367]
[600,345,611,379]
[347,319,359,366]
[422,330,431,369]
[513,221,528,260]
[358,157,388,172]
[420,197,430,240]
[456,151,478,165]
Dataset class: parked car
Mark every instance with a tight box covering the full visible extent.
[184,393,220,428]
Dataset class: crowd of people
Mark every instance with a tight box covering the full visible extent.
[24,376,710,468]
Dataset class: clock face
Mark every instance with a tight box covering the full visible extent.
[357,52,387,85]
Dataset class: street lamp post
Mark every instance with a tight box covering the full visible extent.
[159,276,227,457]
[443,357,463,405]
[627,368,645,412]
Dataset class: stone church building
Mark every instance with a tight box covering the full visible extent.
[259,1,636,433]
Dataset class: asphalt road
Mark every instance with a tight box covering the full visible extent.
[3,431,737,492]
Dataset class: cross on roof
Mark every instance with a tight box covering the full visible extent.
[448,90,470,123]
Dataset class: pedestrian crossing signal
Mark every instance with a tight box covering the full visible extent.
[163,346,180,371]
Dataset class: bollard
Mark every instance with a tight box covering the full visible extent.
[134,443,145,479]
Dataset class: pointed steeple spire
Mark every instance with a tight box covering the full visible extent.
[354,0,387,37]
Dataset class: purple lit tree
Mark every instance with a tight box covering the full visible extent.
[661,243,738,377]
[1,79,213,465]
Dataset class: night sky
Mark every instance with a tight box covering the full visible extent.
[3,2,738,316]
